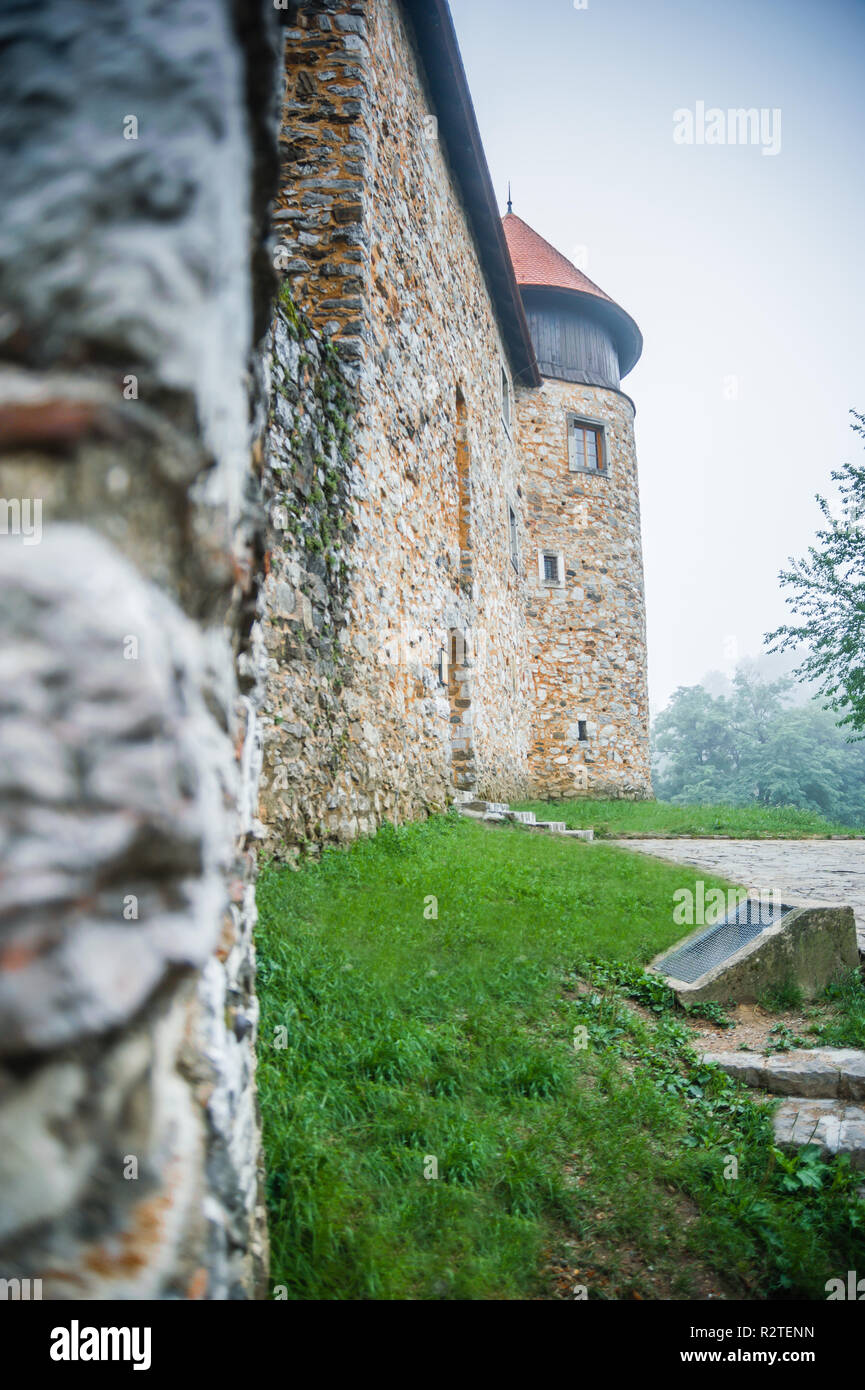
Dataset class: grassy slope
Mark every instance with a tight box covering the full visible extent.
[256,813,865,1300]
[513,798,863,838]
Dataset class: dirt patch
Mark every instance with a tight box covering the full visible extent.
[686,1001,823,1055]
[542,1195,736,1301]
[565,977,825,1057]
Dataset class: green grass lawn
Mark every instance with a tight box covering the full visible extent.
[512,798,863,838]
[256,812,865,1300]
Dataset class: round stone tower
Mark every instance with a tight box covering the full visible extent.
[503,212,651,799]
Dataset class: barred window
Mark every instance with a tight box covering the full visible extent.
[539,550,564,587]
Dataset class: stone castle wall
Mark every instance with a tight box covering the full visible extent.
[262,0,534,856]
[518,379,652,799]
[0,0,653,1306]
[0,0,279,1299]
[259,290,370,853]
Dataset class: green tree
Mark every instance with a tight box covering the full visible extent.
[766,411,865,734]
[652,673,865,827]
[653,683,745,802]
[741,704,846,815]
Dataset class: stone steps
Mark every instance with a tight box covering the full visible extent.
[773,1098,865,1169]
[700,1047,865,1166]
[457,799,593,841]
[700,1048,865,1101]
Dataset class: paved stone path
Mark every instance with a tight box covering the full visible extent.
[609,839,865,952]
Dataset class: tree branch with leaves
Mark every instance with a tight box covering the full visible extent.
[765,410,865,735]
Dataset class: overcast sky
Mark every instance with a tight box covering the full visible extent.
[449,0,865,714]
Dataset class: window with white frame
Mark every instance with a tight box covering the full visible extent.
[538,549,564,587]
[567,414,608,475]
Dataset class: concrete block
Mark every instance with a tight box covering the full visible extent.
[652,903,859,1005]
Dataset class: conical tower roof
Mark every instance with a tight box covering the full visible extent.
[502,212,642,377]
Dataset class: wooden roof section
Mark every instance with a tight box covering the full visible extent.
[401,0,541,387]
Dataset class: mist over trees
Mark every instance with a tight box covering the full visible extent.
[651,667,865,828]
[654,412,865,827]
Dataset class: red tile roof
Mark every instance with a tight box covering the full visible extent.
[502,212,615,304]
[501,212,643,377]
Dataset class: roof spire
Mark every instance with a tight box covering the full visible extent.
[506,182,512,215]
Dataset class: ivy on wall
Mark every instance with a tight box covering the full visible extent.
[269,281,356,666]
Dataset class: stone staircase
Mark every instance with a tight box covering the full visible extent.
[456,798,594,841]
[701,1048,865,1169]
[455,803,863,1167]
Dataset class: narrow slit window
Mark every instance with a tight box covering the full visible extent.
[501,366,511,431]
[578,720,588,741]
[508,503,519,572]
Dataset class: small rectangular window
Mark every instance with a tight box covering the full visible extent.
[578,720,588,741]
[539,550,564,586]
[567,415,607,474]
[501,366,511,431]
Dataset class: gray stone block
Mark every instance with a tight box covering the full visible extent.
[774,1098,865,1170]
[702,1047,865,1101]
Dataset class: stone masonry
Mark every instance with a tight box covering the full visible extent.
[0,0,655,1301]
[518,379,651,799]
[263,0,539,857]
[261,0,652,857]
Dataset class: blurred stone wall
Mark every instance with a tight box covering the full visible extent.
[259,290,364,854]
[0,0,281,1299]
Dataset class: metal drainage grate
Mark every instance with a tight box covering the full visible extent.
[655,899,795,985]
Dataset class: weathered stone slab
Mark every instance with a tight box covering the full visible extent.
[839,1113,865,1166]
[774,1097,842,1151]
[702,1052,767,1090]
[773,1098,865,1169]
[702,1048,865,1100]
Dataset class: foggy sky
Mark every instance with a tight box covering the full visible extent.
[450,0,865,712]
